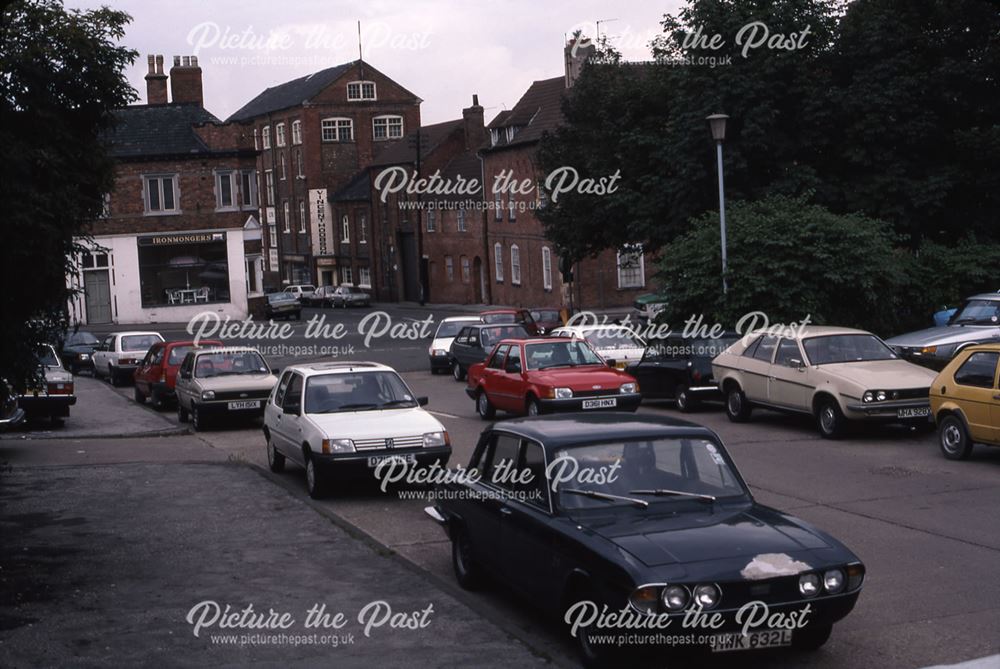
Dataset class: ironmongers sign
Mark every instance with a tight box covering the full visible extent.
[138,232,225,246]
[309,188,329,256]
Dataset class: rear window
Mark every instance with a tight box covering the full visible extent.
[481,325,529,347]
[122,335,161,351]
[482,312,516,324]
[168,345,197,365]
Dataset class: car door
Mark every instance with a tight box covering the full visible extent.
[492,344,525,412]
[94,335,114,373]
[741,335,778,401]
[768,337,811,410]
[458,329,482,369]
[951,351,1000,444]
[175,353,196,408]
[273,372,305,462]
[481,345,510,405]
[135,345,159,394]
[463,431,521,573]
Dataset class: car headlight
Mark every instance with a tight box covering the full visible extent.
[554,387,573,399]
[628,586,660,615]
[619,382,638,394]
[201,390,215,400]
[692,584,720,609]
[431,348,448,356]
[823,569,845,594]
[79,353,90,360]
[846,563,865,591]
[422,431,449,448]
[661,585,689,611]
[863,391,874,403]
[321,438,355,454]
[799,573,821,598]
[876,390,887,402]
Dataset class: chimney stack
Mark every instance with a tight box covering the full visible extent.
[564,37,596,88]
[144,54,168,104]
[169,55,203,107]
[462,94,485,150]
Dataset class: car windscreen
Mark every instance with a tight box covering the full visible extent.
[584,328,644,350]
[194,351,268,377]
[481,312,516,324]
[37,346,60,367]
[168,345,198,365]
[67,332,100,346]
[950,299,1000,325]
[524,340,603,370]
[802,334,897,365]
[435,321,474,338]
[554,438,747,510]
[122,335,161,351]
[304,371,416,413]
[269,293,295,302]
[480,325,529,348]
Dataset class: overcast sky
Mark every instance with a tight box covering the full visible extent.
[67,0,682,124]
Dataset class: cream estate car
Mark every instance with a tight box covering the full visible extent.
[712,327,938,438]
[263,361,451,499]
[175,347,277,431]
[549,324,647,369]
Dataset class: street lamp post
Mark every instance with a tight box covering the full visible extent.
[706,113,729,295]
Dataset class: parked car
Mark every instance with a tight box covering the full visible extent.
[886,292,1000,369]
[283,284,316,302]
[627,333,742,411]
[175,347,277,431]
[329,285,372,308]
[631,292,669,324]
[60,329,100,375]
[305,285,338,307]
[263,361,450,498]
[133,339,224,408]
[428,316,481,374]
[550,324,646,369]
[929,343,1000,460]
[426,413,865,666]
[449,323,531,381]
[264,292,302,320]
[0,379,25,432]
[480,308,540,335]
[529,307,565,334]
[92,331,165,386]
[18,345,76,424]
[466,337,641,419]
[713,327,937,438]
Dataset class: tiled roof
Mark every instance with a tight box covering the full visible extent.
[105,103,222,158]
[226,62,354,121]
[485,76,566,151]
[371,119,465,166]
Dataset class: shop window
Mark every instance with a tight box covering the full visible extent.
[137,234,230,307]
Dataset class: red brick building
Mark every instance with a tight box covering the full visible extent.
[69,55,261,325]
[227,60,421,292]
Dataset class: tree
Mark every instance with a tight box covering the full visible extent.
[0,0,136,399]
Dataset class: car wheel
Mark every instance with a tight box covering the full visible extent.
[266,435,286,473]
[938,414,973,460]
[451,527,483,590]
[107,364,115,385]
[476,390,496,420]
[177,399,190,423]
[305,453,326,499]
[191,403,207,431]
[133,386,146,404]
[452,362,466,382]
[676,384,698,413]
[150,389,164,410]
[725,385,752,422]
[526,397,542,417]
[573,585,626,668]
[793,623,832,651]
[816,397,846,439]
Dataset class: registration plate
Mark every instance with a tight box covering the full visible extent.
[897,407,930,418]
[710,629,793,653]
[367,454,416,468]
[227,400,261,410]
[582,398,617,409]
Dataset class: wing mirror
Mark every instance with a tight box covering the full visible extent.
[789,358,806,370]
[417,396,429,406]
[606,359,617,368]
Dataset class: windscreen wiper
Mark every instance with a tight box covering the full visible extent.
[628,488,717,504]
[562,488,649,508]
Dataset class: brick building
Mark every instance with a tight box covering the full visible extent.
[481,43,650,311]
[227,60,421,291]
[69,55,261,325]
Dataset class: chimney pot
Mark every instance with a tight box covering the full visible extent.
[147,54,155,74]
[144,53,168,104]
[155,54,164,74]
[173,55,181,67]
[169,55,204,106]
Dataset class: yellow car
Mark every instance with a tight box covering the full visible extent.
[929,343,1000,459]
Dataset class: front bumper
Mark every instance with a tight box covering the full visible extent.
[312,446,452,479]
[195,398,267,417]
[845,398,931,420]
[687,384,723,400]
[538,392,642,414]
[18,395,76,417]
[429,354,451,371]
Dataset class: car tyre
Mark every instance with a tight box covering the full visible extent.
[107,364,117,385]
[451,527,483,590]
[526,397,542,417]
[452,361,466,382]
[816,397,846,439]
[305,452,326,499]
[267,435,286,473]
[133,386,146,404]
[476,390,496,420]
[191,403,208,431]
[725,385,752,422]
[150,389,164,410]
[177,400,190,423]
[675,384,698,413]
[793,623,832,651]
[938,414,973,460]
[574,585,627,669]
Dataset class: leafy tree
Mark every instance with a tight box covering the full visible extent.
[0,0,136,399]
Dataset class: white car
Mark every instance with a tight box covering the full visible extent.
[550,324,647,369]
[263,361,451,499]
[283,284,316,302]
[428,316,480,374]
[92,331,164,386]
[17,345,76,424]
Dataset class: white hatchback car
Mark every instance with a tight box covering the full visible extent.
[92,331,164,386]
[263,361,451,498]
[428,316,481,374]
[550,324,647,369]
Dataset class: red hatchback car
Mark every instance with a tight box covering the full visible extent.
[465,337,642,419]
[133,340,223,408]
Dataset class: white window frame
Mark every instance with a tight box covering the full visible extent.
[215,170,236,210]
[341,266,354,285]
[457,208,466,232]
[143,174,179,214]
[426,209,436,232]
[279,153,287,180]
[268,224,277,247]
[508,193,517,221]
[341,214,350,243]
[372,114,403,141]
[253,128,259,151]
[240,170,257,209]
[275,122,286,147]
[445,256,454,282]
[510,244,521,285]
[262,125,271,149]
[291,120,302,145]
[358,212,367,244]
[358,266,371,288]
[542,246,553,291]
[347,81,377,101]
[295,149,304,178]
[494,192,503,221]
[494,243,504,282]
[264,170,274,205]
[321,117,353,143]
[461,256,471,283]
[298,200,307,234]
[616,244,646,289]
[283,201,290,233]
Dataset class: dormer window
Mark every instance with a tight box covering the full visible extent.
[347,81,376,101]
[505,126,516,143]
[489,129,499,147]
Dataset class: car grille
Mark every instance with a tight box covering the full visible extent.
[884,387,929,400]
[353,435,424,451]
[211,390,272,402]
[573,389,620,398]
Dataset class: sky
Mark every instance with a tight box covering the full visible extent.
[67,0,683,124]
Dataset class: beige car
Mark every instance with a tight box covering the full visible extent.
[712,326,937,438]
[175,347,277,431]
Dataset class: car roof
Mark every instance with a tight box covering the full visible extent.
[963,343,1000,353]
[164,340,222,348]
[282,361,394,376]
[491,413,717,452]
[190,346,262,356]
[114,331,163,337]
[481,308,518,314]
[462,322,528,331]
[554,324,637,333]
[965,292,1000,301]
[747,325,871,338]
[441,315,481,323]
[500,337,569,345]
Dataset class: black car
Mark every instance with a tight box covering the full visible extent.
[448,323,531,381]
[626,333,741,411]
[60,329,101,375]
[264,292,302,320]
[426,414,865,667]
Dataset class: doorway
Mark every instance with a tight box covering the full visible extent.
[84,270,112,324]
